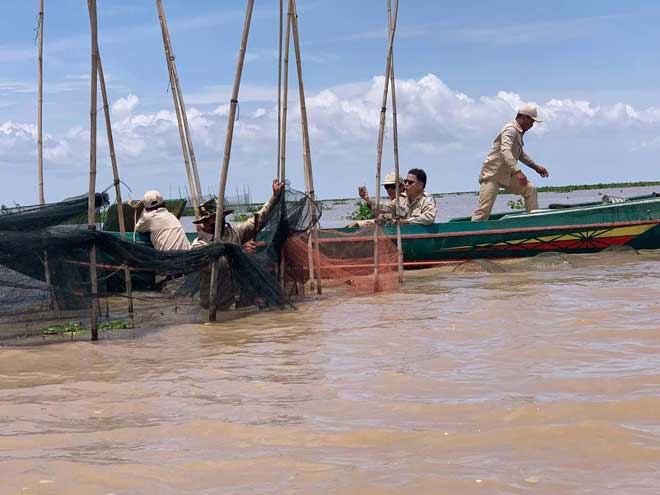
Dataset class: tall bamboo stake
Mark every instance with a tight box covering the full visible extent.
[277,2,290,287]
[290,0,322,294]
[277,0,283,180]
[156,0,200,217]
[209,0,255,321]
[97,52,134,324]
[37,0,45,206]
[388,0,404,284]
[156,0,203,201]
[373,0,399,291]
[87,0,99,341]
[280,9,291,183]
[36,0,56,310]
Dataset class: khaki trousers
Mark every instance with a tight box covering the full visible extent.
[471,177,538,221]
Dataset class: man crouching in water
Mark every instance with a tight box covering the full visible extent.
[192,179,283,310]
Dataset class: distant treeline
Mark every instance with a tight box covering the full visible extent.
[432,180,660,197]
[176,181,660,215]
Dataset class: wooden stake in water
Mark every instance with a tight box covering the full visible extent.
[97,52,134,325]
[373,0,399,291]
[87,0,99,341]
[387,0,404,284]
[156,0,200,217]
[290,0,322,294]
[37,0,45,206]
[277,0,283,180]
[36,0,57,310]
[278,2,291,287]
[209,0,255,321]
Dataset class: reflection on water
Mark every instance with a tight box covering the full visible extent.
[1,251,660,494]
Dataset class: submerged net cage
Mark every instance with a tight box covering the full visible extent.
[0,188,321,341]
[283,224,400,292]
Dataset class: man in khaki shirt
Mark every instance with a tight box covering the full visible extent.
[401,168,436,225]
[135,190,190,251]
[191,179,283,309]
[347,171,407,227]
[471,105,550,221]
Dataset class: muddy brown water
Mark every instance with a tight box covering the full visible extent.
[1,251,660,494]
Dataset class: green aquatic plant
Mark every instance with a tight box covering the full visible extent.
[231,213,252,222]
[345,201,375,221]
[507,198,524,210]
[41,319,131,336]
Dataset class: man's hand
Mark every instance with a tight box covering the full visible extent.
[272,179,284,195]
[358,185,369,201]
[534,165,549,178]
[243,240,257,254]
[513,170,528,187]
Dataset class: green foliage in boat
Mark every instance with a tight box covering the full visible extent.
[507,198,524,209]
[345,201,375,221]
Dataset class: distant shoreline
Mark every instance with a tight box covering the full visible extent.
[180,180,660,216]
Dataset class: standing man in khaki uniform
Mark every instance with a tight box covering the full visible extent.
[471,105,550,221]
[401,168,436,225]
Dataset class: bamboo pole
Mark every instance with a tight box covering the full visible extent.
[37,0,45,206]
[156,0,203,201]
[209,0,255,321]
[280,8,291,183]
[277,0,283,180]
[277,1,289,287]
[87,0,99,341]
[36,0,56,310]
[290,0,322,294]
[387,0,404,284]
[156,0,200,217]
[97,52,134,324]
[373,0,399,291]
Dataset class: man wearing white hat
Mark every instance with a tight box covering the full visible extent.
[134,190,191,251]
[471,105,550,221]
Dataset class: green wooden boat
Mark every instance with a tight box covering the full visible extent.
[316,193,660,268]
[102,193,660,283]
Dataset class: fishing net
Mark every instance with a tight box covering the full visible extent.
[283,224,400,292]
[0,188,321,341]
[0,193,108,231]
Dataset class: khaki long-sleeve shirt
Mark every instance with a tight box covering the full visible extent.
[366,194,408,221]
[479,120,539,187]
[135,207,190,251]
[405,191,436,225]
[191,193,279,249]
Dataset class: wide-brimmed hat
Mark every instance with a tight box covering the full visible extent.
[192,198,234,224]
[383,172,403,185]
[517,104,543,122]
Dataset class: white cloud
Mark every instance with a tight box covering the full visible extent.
[111,94,140,120]
[2,73,660,202]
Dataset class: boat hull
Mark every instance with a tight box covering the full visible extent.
[317,197,660,267]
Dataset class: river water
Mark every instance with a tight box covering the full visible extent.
[2,248,660,494]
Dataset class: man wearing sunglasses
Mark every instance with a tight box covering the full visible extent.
[349,171,407,227]
[401,168,437,225]
[471,105,550,221]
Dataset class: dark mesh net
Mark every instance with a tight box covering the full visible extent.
[0,188,321,341]
[0,193,108,231]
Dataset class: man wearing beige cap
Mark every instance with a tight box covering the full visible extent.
[348,171,407,227]
[134,190,191,251]
[471,105,549,221]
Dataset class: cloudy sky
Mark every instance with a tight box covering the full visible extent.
[1,0,660,204]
